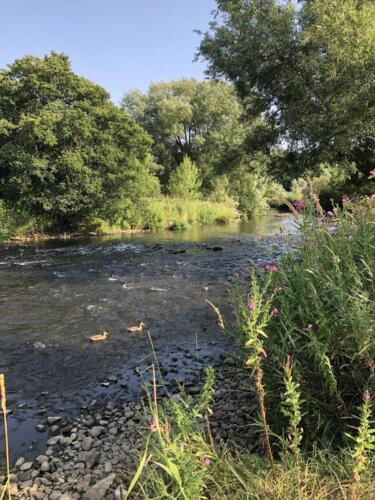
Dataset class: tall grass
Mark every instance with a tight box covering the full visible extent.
[128,196,375,498]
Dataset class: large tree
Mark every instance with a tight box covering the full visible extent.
[122,79,243,189]
[198,0,375,175]
[0,52,155,230]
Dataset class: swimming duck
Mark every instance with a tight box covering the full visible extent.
[89,331,110,342]
[127,322,145,333]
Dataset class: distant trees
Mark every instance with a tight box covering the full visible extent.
[122,79,243,190]
[198,0,375,177]
[0,52,157,230]
[168,156,201,200]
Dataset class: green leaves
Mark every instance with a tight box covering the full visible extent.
[199,0,375,174]
[0,52,155,230]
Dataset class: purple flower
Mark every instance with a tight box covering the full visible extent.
[149,418,157,432]
[292,200,306,211]
[342,195,350,204]
[203,457,212,465]
[247,302,255,311]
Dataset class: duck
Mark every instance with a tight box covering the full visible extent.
[127,322,145,333]
[89,331,110,342]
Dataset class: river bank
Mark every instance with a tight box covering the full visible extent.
[4,363,255,499]
[0,216,295,498]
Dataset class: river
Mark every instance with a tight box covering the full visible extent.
[0,215,295,461]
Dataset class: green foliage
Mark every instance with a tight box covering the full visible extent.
[350,391,375,487]
[0,52,156,231]
[232,198,375,448]
[168,156,201,200]
[281,358,303,458]
[131,373,374,499]
[147,197,238,230]
[139,368,216,499]
[228,154,272,217]
[199,0,375,176]
[122,78,243,188]
[290,163,358,205]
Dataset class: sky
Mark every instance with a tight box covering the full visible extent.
[0,0,217,104]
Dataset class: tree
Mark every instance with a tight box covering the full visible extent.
[168,156,201,199]
[122,79,243,189]
[198,0,375,175]
[0,52,156,230]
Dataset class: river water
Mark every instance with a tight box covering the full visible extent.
[0,215,294,461]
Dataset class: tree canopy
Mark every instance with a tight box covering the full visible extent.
[0,52,155,230]
[198,0,375,174]
[122,79,243,189]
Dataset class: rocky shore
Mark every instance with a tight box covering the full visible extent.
[3,362,255,499]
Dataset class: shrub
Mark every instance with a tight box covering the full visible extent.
[168,156,202,200]
[231,197,375,449]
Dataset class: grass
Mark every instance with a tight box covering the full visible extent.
[92,197,239,234]
[127,195,375,499]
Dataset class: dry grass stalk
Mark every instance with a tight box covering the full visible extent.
[205,299,225,330]
[0,374,11,500]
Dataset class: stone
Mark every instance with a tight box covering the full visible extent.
[47,436,61,446]
[15,456,25,468]
[19,461,33,471]
[40,461,50,473]
[36,423,46,432]
[81,436,93,451]
[47,416,62,425]
[83,474,115,500]
[90,426,104,437]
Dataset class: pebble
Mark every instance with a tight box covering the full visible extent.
[19,461,33,471]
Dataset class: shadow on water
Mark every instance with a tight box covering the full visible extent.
[0,213,296,460]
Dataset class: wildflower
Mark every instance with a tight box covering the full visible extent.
[259,261,269,269]
[306,323,314,330]
[270,265,278,273]
[342,195,350,204]
[272,307,280,317]
[149,418,157,432]
[369,193,375,202]
[247,302,255,311]
[368,168,375,180]
[276,286,283,293]
[326,210,334,217]
[292,200,306,211]
[203,457,211,465]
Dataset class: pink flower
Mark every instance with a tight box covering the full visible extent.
[292,200,306,211]
[342,195,350,204]
[276,286,283,293]
[247,302,255,311]
[368,169,375,180]
[326,211,334,217]
[369,193,375,201]
[149,418,157,432]
[304,323,314,331]
[270,265,278,273]
[203,457,211,465]
[272,308,280,317]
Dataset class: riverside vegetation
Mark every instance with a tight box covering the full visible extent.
[1,1,375,239]
[127,196,375,499]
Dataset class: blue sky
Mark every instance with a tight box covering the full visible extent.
[0,0,217,104]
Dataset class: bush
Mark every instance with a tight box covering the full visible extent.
[231,197,375,449]
[168,156,202,200]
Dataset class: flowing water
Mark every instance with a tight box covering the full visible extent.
[0,215,295,460]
